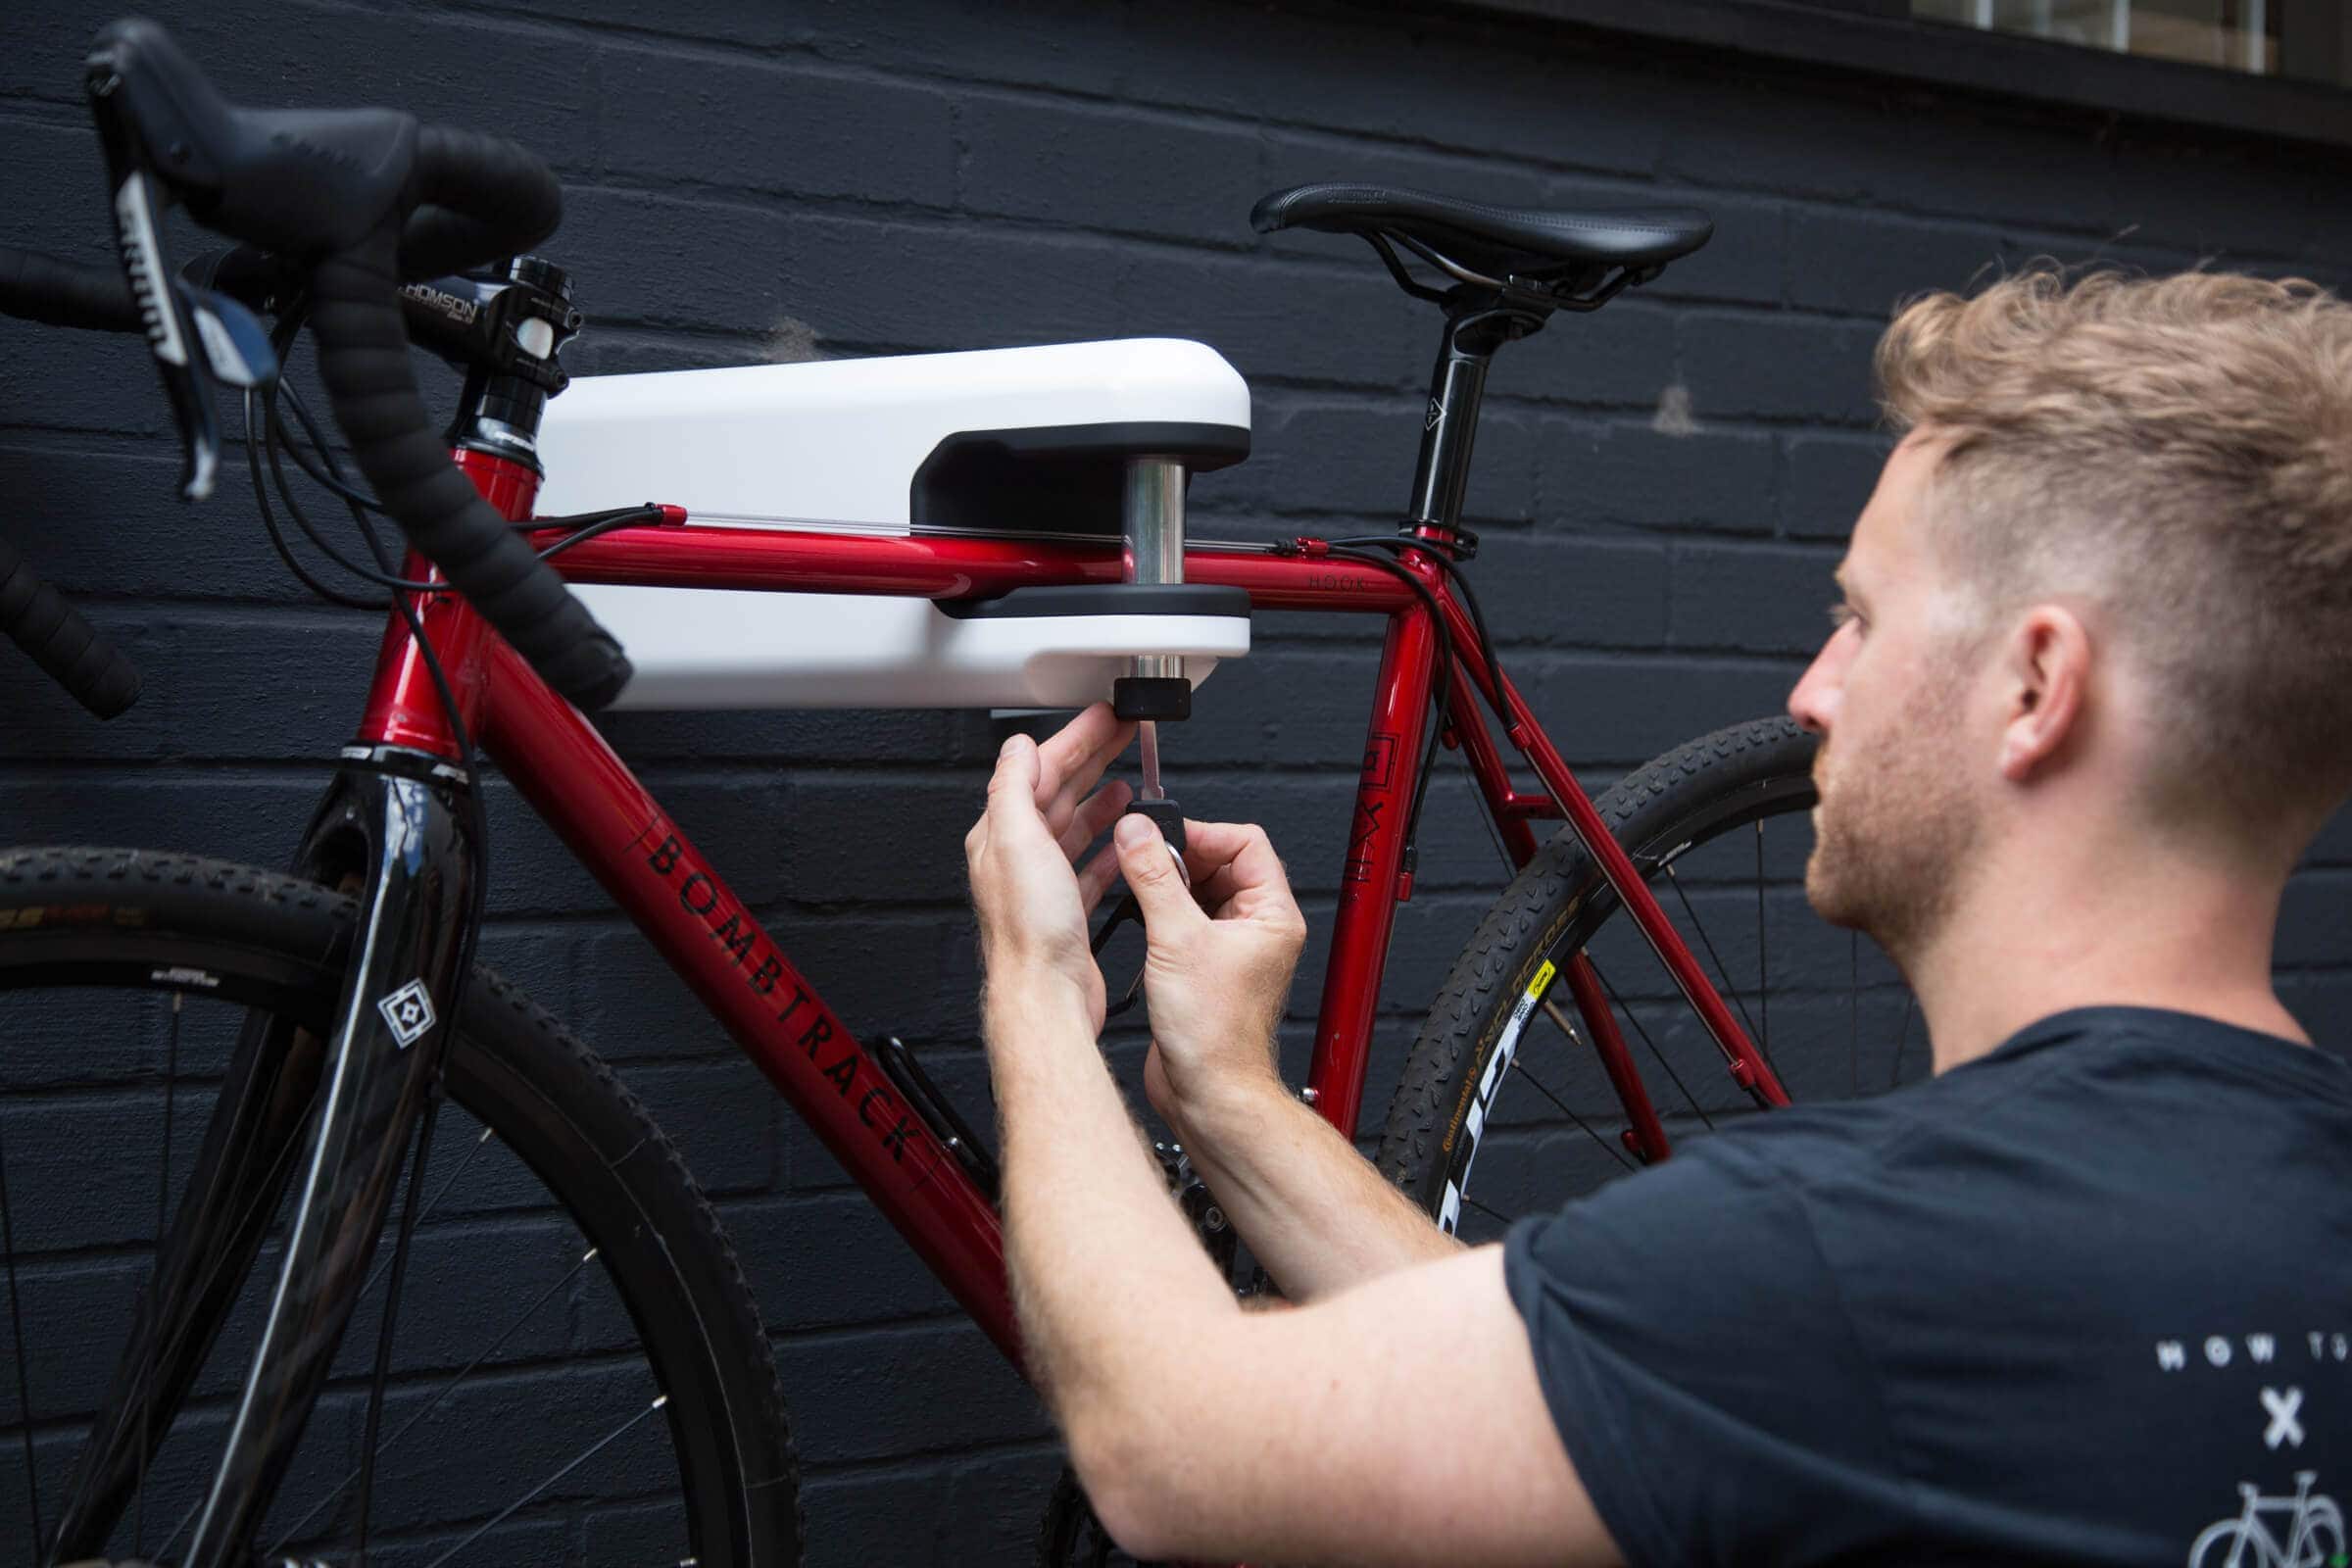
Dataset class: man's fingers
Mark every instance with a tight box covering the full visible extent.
[1182,819,1295,911]
[989,732,1044,804]
[982,734,1058,853]
[1113,813,1206,932]
[1050,720,1135,825]
[1058,779,1132,863]
[1032,703,1134,818]
[1077,841,1123,915]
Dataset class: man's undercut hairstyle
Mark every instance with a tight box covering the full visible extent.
[1875,265,2352,839]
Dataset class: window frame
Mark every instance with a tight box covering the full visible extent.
[1427,0,2352,153]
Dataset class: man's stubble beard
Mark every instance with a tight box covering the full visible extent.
[1804,685,1982,966]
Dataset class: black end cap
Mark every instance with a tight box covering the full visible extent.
[1114,676,1195,723]
[1112,675,1191,721]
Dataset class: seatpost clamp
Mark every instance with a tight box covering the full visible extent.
[1398,516,1478,561]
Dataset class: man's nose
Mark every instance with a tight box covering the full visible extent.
[1788,636,1844,734]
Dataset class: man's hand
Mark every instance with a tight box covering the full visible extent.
[964,703,1135,1035]
[1110,812,1308,1122]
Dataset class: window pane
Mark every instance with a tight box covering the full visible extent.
[1910,0,2278,75]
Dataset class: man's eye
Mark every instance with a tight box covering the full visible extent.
[1827,603,1865,633]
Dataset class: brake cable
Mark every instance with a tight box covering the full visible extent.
[1324,532,1519,884]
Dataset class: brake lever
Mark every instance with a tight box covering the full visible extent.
[179,276,278,390]
[87,60,225,501]
[107,168,222,500]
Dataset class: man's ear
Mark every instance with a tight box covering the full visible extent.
[1996,605,2091,782]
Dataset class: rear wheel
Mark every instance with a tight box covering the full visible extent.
[0,848,801,1565]
[1376,717,1927,1238]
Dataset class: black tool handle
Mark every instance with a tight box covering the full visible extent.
[1124,797,1189,861]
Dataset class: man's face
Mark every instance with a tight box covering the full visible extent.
[1787,430,1986,958]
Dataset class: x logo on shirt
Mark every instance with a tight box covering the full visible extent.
[2262,1386,2305,1450]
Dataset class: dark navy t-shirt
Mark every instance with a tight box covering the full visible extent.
[1504,1006,2352,1566]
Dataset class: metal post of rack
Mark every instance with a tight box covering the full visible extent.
[1123,456,1185,685]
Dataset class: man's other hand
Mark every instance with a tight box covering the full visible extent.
[964,703,1135,1034]
[1111,812,1308,1122]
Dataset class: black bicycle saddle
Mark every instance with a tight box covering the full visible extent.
[1251,182,1712,279]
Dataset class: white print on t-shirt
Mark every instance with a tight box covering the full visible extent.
[2158,1333,2349,1563]
[2184,1472,2345,1567]
[2268,1390,2309,1451]
[2158,1334,2352,1371]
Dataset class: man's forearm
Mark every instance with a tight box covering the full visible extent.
[984,978,1237,1460]
[1168,1073,1459,1302]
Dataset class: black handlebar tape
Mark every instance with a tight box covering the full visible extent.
[307,224,630,710]
[398,124,564,278]
[0,238,487,336]
[0,245,318,335]
[0,535,141,719]
[0,246,142,333]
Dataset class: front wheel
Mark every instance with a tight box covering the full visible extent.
[1376,717,1925,1239]
[2189,1518,2266,1568]
[0,847,801,1565]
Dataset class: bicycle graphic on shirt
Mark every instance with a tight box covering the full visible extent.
[2190,1473,2349,1568]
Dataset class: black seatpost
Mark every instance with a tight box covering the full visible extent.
[1405,296,1549,547]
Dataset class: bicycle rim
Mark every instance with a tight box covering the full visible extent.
[0,865,785,1564]
[1381,717,1928,1241]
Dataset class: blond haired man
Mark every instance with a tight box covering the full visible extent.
[964,269,2352,1565]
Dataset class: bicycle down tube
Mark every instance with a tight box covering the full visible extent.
[342,503,1790,1377]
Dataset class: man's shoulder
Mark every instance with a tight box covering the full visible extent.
[1684,1004,2352,1197]
[1503,1007,2352,1568]
[1516,1002,2352,1297]
[1626,1051,2036,1201]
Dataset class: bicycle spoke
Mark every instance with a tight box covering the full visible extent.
[269,1243,602,1555]
[419,1393,670,1568]
[1512,1040,1636,1175]
[136,991,185,1558]
[153,1098,519,1565]
[1462,1193,1512,1227]
[1662,862,1767,1058]
[160,1091,465,1563]
[353,1121,496,1306]
[0,1118,41,1561]
[356,1093,442,1563]
[0,841,755,1563]
[126,1067,489,1542]
[144,1079,333,1565]
[1587,962,1716,1131]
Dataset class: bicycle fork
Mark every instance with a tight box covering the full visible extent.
[46,751,476,1565]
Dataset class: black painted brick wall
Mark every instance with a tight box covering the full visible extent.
[5,1,2352,1560]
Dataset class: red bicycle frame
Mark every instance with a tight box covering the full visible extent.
[361,449,1787,1368]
